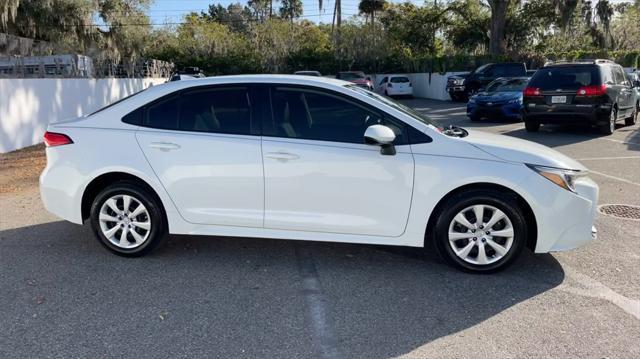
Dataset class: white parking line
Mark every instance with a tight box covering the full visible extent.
[559,264,640,320]
[578,156,640,161]
[590,170,640,187]
[600,138,640,146]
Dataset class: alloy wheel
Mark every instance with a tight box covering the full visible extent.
[448,204,514,265]
[98,194,151,249]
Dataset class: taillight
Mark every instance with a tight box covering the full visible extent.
[576,84,607,97]
[43,131,73,147]
[523,87,541,97]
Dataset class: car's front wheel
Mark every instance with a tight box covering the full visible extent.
[625,104,637,126]
[90,181,167,257]
[432,190,527,273]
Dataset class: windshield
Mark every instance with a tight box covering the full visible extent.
[473,63,490,75]
[339,72,365,80]
[485,78,528,93]
[345,85,441,129]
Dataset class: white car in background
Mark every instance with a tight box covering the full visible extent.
[40,75,598,273]
[377,75,413,97]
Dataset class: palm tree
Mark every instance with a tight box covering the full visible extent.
[358,0,386,26]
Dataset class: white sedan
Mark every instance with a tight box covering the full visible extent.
[377,75,413,97]
[40,75,598,272]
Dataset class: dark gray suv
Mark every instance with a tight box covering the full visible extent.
[522,59,638,134]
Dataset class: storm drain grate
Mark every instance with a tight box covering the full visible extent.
[598,204,640,221]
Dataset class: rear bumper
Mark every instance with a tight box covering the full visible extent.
[523,103,611,124]
[388,88,413,96]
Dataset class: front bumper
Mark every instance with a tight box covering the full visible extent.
[467,103,523,120]
[524,173,599,253]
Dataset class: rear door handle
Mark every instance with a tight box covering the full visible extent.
[149,142,181,151]
[265,151,300,161]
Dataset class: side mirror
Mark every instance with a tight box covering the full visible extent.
[633,80,640,88]
[364,125,396,155]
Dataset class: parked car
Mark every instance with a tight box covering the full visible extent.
[168,67,205,82]
[467,77,529,121]
[294,70,322,77]
[447,63,528,101]
[336,71,373,90]
[376,75,413,97]
[523,59,638,134]
[626,72,640,117]
[40,75,598,273]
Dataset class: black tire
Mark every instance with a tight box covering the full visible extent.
[431,189,528,273]
[625,104,637,126]
[600,108,616,135]
[524,119,540,132]
[90,181,167,257]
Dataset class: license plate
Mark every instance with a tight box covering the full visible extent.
[551,96,566,104]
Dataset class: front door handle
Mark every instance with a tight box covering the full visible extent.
[149,142,181,151]
[265,151,300,162]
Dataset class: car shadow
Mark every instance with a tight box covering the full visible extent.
[0,221,565,358]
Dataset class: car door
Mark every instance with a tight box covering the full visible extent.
[378,77,388,94]
[614,66,633,115]
[261,85,414,237]
[136,85,264,227]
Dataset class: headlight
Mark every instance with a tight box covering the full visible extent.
[527,164,586,192]
[454,79,464,85]
[468,98,476,103]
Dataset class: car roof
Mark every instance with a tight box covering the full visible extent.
[154,74,351,93]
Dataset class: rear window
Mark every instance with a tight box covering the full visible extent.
[487,78,528,92]
[390,77,410,83]
[529,66,601,90]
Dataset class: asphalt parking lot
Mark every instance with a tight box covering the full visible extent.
[1,98,639,358]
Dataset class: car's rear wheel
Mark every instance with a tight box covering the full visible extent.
[524,119,540,132]
[90,182,167,257]
[625,104,637,126]
[601,108,616,135]
[432,190,527,273]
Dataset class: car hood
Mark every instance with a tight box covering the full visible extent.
[448,73,470,80]
[349,78,370,85]
[473,91,522,101]
[461,129,587,171]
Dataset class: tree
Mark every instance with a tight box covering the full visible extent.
[203,2,253,33]
[279,0,303,22]
[487,0,516,56]
[0,0,152,66]
[358,0,386,26]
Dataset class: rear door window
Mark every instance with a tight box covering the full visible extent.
[529,66,600,90]
[146,95,179,130]
[179,87,252,135]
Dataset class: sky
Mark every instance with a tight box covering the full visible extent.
[146,0,428,25]
[147,0,635,26]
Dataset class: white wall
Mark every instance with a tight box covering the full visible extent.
[371,72,467,101]
[0,78,166,153]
